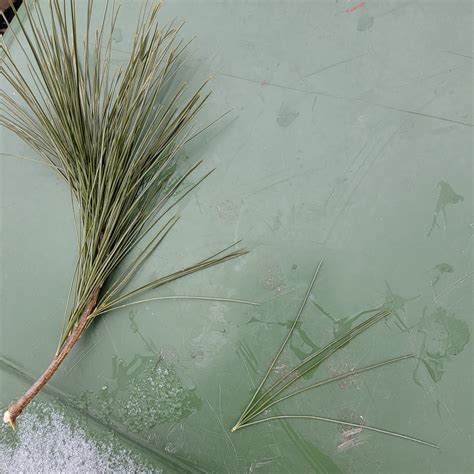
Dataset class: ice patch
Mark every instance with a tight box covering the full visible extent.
[0,401,157,473]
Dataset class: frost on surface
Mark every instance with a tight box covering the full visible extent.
[114,359,202,433]
[0,401,156,473]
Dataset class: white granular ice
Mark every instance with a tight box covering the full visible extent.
[0,402,157,473]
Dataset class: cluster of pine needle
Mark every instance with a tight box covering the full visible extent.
[232,261,438,449]
[1,0,248,427]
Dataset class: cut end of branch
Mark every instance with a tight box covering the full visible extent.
[3,410,16,430]
[230,423,240,433]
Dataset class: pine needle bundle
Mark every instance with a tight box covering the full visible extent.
[1,0,250,428]
[232,261,439,449]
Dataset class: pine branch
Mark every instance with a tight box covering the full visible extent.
[1,0,249,427]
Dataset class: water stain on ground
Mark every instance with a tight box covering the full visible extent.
[250,280,419,382]
[380,281,420,331]
[247,316,320,378]
[276,102,299,127]
[311,301,381,338]
[264,210,283,232]
[260,262,288,292]
[413,306,470,385]
[311,281,418,336]
[216,199,240,222]
[190,302,230,367]
[70,313,201,435]
[112,27,123,43]
[279,415,343,473]
[308,277,469,389]
[191,330,228,368]
[357,15,374,31]
[428,181,464,236]
[429,262,454,289]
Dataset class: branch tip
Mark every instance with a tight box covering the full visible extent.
[3,410,16,430]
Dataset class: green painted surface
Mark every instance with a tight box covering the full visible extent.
[1,1,472,472]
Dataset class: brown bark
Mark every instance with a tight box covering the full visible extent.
[4,287,100,428]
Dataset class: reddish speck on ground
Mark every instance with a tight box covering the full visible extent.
[345,2,366,13]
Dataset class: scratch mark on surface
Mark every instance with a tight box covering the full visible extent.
[311,95,318,123]
[441,50,474,60]
[217,71,473,127]
[248,167,322,197]
[218,71,314,95]
[322,91,450,243]
[253,176,294,194]
[382,105,473,127]
[102,318,119,355]
[320,138,370,216]
[258,286,296,304]
[194,194,204,215]
[206,386,240,470]
[321,134,384,243]
[406,327,465,438]
[376,1,415,19]
[249,457,278,471]
[235,342,258,390]
[323,184,338,209]
[306,54,366,77]
[435,271,474,302]
[65,341,98,375]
